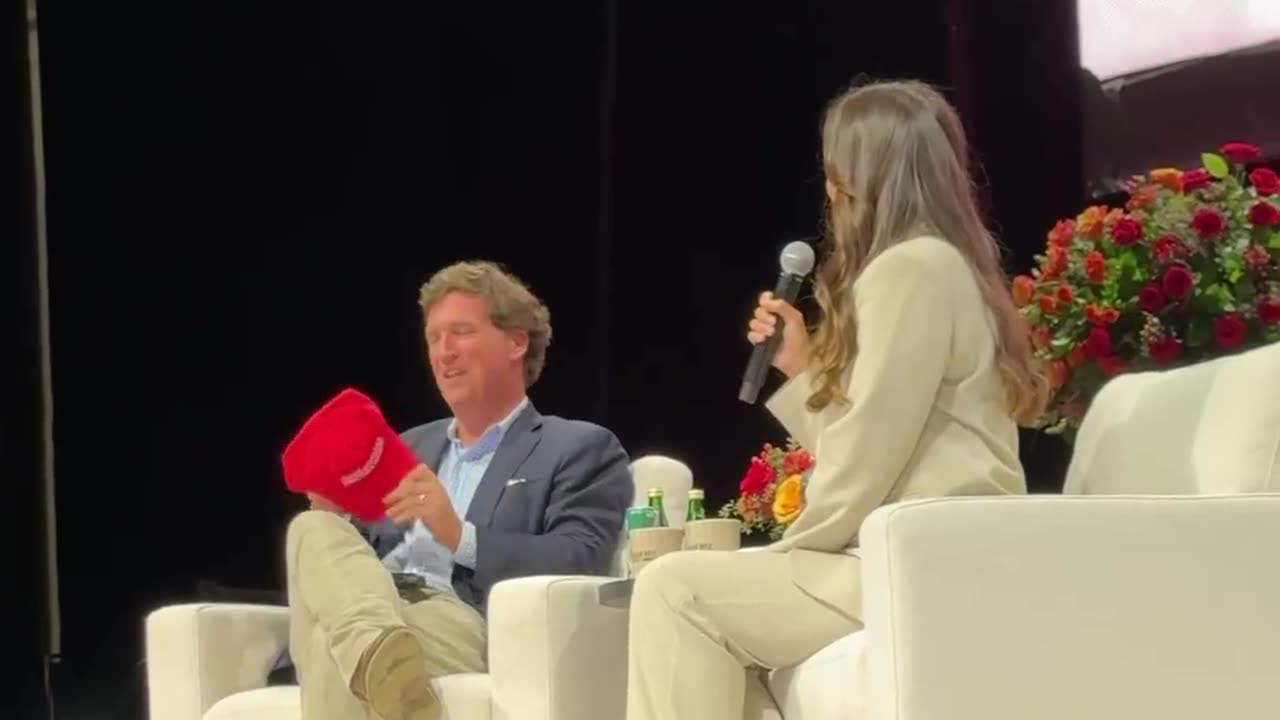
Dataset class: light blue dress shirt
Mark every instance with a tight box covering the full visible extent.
[381,397,529,592]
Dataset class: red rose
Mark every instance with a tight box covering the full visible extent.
[1220,142,1261,164]
[1084,327,1113,359]
[1154,234,1188,264]
[1161,265,1194,301]
[1250,168,1280,195]
[1148,335,1182,364]
[1056,284,1074,304]
[1258,296,1280,325]
[1067,344,1087,368]
[1138,283,1166,314]
[1182,168,1212,192]
[1248,201,1280,227]
[1109,216,1143,246]
[739,458,772,496]
[1096,355,1126,377]
[1038,294,1058,314]
[1213,313,1247,350]
[1191,207,1226,239]
[1084,250,1106,284]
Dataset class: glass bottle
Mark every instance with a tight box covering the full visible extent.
[647,487,668,527]
[686,488,706,522]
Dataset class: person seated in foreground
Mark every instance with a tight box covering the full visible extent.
[287,261,633,720]
[624,79,1050,720]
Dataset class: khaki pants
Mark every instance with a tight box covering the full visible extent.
[286,511,487,720]
[625,550,862,720]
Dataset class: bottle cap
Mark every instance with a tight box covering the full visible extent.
[688,488,705,499]
[647,487,663,497]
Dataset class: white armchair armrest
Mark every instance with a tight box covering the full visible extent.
[145,578,630,720]
[860,494,1280,720]
[145,603,289,720]
[487,576,629,720]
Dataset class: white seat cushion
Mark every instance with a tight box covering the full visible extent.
[203,674,491,720]
[204,687,298,720]
[767,631,866,720]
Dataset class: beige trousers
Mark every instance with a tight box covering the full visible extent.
[625,549,862,720]
[286,510,487,720]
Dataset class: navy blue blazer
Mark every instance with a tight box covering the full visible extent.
[364,403,633,614]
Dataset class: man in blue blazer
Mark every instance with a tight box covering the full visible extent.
[286,261,633,720]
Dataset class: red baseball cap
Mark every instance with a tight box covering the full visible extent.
[282,388,420,521]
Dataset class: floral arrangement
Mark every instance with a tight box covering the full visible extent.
[718,439,813,539]
[1014,141,1280,434]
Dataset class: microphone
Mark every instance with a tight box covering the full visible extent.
[739,240,817,404]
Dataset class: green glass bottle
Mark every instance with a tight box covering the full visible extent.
[646,487,668,527]
[686,488,706,522]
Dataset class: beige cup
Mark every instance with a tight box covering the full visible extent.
[683,518,742,551]
[628,527,685,575]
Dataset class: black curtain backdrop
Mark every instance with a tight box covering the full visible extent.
[8,1,1082,715]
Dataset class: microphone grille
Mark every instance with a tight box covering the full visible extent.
[779,240,816,276]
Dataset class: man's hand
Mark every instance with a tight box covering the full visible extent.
[384,464,463,552]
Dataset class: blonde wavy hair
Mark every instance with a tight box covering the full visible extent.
[418,261,552,387]
[807,79,1047,424]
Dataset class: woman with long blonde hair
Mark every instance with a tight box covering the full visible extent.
[625,79,1047,719]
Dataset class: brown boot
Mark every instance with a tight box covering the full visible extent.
[351,627,441,720]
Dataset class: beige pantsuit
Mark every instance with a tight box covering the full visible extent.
[626,236,1026,719]
[286,510,487,720]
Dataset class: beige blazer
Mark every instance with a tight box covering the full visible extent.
[766,235,1025,620]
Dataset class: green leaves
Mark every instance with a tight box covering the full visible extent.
[1202,152,1230,179]
[1186,313,1213,347]
[1202,282,1237,312]
[1220,252,1246,284]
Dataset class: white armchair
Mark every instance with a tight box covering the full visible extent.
[144,454,694,720]
[859,492,1280,720]
[771,339,1280,718]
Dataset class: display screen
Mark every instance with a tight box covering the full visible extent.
[1076,0,1280,194]
[1079,0,1280,81]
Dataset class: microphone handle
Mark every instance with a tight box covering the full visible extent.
[738,271,806,404]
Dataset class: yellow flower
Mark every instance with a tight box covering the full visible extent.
[771,474,804,525]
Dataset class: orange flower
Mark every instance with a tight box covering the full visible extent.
[1012,275,1036,307]
[1126,184,1157,211]
[1046,219,1075,248]
[1149,167,1184,192]
[1076,205,1108,239]
[1042,245,1068,279]
[1084,304,1119,325]
[1048,360,1069,390]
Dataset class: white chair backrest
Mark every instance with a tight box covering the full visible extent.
[609,455,694,577]
[1065,340,1280,496]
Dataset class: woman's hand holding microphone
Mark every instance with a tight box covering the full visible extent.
[746,291,810,379]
